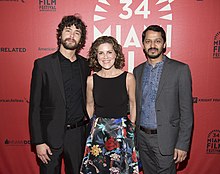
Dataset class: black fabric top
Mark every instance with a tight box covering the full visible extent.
[93,71,128,118]
[58,51,84,124]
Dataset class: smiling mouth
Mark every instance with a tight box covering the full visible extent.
[102,60,111,63]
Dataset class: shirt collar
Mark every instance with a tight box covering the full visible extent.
[146,55,166,68]
[58,51,78,63]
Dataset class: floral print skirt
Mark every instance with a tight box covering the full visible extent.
[80,116,139,174]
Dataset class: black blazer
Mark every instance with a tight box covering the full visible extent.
[134,56,194,155]
[29,51,90,148]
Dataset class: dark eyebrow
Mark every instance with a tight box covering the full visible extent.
[145,38,163,41]
[75,29,82,34]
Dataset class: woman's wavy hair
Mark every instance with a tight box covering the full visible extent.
[88,36,125,72]
[56,14,87,54]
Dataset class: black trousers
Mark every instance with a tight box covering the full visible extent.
[39,125,87,174]
[137,129,176,174]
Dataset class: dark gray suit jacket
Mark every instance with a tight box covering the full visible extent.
[133,56,193,155]
[29,51,90,148]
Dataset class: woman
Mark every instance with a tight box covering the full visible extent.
[80,36,139,174]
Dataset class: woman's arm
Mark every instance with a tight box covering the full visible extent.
[126,72,136,124]
[86,75,94,118]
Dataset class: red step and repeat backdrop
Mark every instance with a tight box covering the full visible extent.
[0,0,220,173]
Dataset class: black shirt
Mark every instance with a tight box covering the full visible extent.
[58,51,84,124]
[93,72,128,118]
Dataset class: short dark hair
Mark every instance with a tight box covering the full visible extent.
[142,25,166,52]
[56,14,87,54]
[88,36,125,72]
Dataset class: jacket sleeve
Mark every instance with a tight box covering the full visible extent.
[175,64,194,152]
[29,59,44,145]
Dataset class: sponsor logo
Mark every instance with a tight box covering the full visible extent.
[5,139,30,146]
[38,47,57,52]
[0,47,26,52]
[0,0,25,3]
[0,98,29,103]
[213,32,220,58]
[193,97,220,103]
[39,0,56,12]
[206,130,220,154]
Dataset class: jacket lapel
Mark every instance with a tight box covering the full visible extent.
[136,63,145,125]
[78,56,86,105]
[156,57,170,101]
[77,55,91,120]
[138,64,145,107]
[51,52,66,105]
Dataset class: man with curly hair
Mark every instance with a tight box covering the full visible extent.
[29,14,90,174]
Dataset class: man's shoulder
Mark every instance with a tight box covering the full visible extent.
[77,54,88,62]
[166,56,188,66]
[133,61,146,74]
[134,61,146,71]
[35,51,58,63]
[165,57,191,73]
[77,54,90,70]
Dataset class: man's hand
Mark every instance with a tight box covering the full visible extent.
[36,143,52,164]
[174,148,187,163]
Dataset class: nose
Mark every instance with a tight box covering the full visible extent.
[70,32,74,38]
[150,41,156,48]
[103,53,108,59]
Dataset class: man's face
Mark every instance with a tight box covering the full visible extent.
[143,30,166,59]
[60,25,82,50]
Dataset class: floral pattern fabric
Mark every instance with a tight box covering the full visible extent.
[80,116,139,174]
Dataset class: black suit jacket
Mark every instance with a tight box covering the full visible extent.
[29,51,90,148]
[134,56,194,155]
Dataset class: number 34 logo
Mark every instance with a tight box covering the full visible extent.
[119,0,150,19]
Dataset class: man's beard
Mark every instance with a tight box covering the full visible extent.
[61,38,79,50]
[144,48,163,59]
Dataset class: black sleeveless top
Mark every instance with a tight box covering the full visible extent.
[93,71,128,118]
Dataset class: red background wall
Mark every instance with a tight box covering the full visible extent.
[0,0,220,173]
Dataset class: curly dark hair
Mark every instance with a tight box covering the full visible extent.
[56,14,87,54]
[88,36,125,72]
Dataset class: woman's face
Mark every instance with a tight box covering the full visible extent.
[97,43,116,70]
